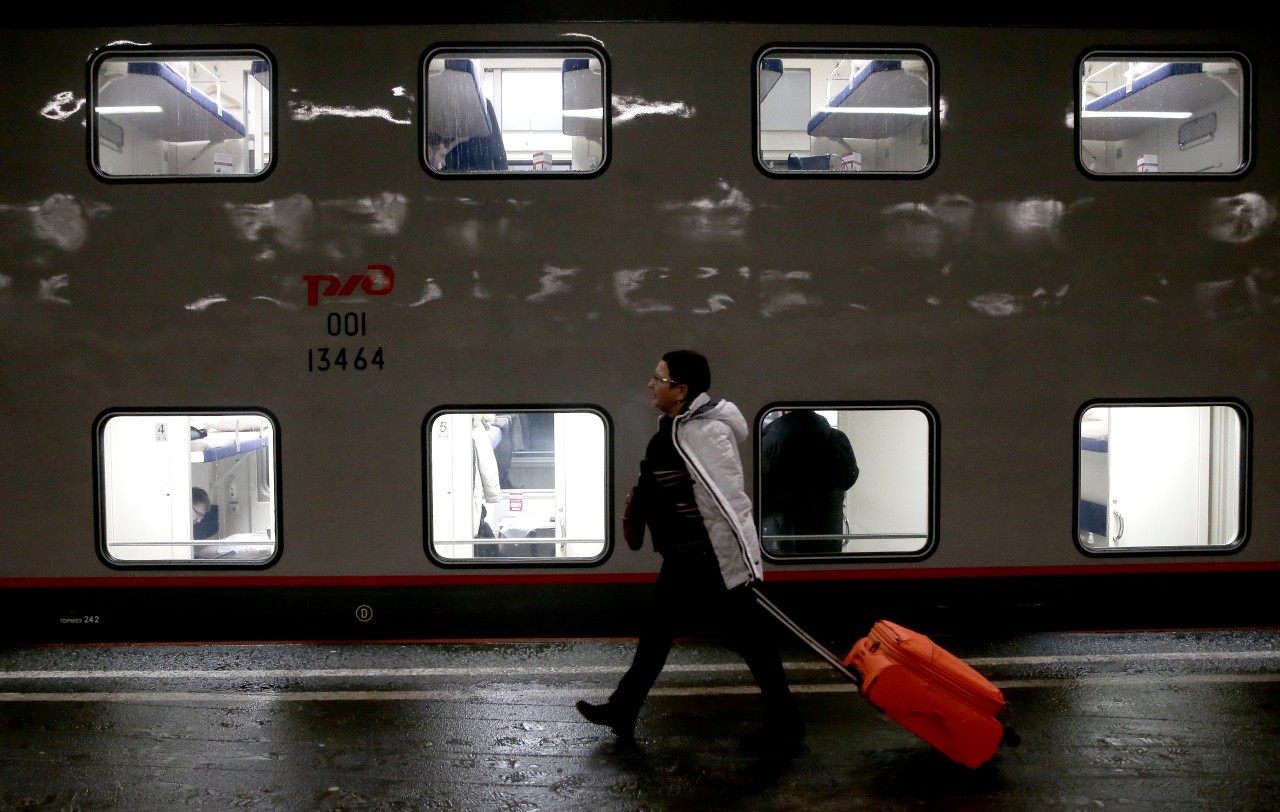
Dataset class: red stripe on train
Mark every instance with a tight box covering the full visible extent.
[2,560,1278,589]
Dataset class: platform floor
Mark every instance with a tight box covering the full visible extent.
[0,628,1278,810]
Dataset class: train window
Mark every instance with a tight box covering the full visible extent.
[89,47,274,180]
[422,47,608,175]
[1077,402,1249,552]
[758,405,936,559]
[96,411,279,566]
[1078,53,1249,176]
[756,48,936,175]
[425,409,608,562]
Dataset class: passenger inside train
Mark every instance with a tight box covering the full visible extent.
[757,406,932,558]
[191,487,220,541]
[423,51,606,173]
[760,409,859,554]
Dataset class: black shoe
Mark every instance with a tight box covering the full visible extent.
[742,720,806,756]
[576,700,637,738]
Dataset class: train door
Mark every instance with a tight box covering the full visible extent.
[1105,406,1210,547]
[428,413,479,550]
[102,415,193,560]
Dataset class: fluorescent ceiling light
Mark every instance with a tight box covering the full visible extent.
[819,106,930,115]
[96,106,163,114]
[1080,110,1193,119]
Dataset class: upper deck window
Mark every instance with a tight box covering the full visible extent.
[422,47,608,175]
[89,48,274,180]
[756,48,936,176]
[1078,53,1249,176]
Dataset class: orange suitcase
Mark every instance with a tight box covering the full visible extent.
[843,619,1017,768]
[753,588,1018,768]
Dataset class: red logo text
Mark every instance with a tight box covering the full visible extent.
[305,265,394,306]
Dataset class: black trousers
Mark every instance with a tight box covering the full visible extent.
[609,547,799,725]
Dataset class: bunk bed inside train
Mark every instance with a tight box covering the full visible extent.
[189,416,275,560]
[806,59,929,141]
[189,417,272,463]
[759,57,784,103]
[561,57,605,171]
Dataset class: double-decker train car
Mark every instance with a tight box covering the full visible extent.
[1,14,1277,646]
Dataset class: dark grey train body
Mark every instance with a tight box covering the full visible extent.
[1,20,1276,645]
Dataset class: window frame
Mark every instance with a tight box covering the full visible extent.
[1074,398,1252,556]
[94,407,282,569]
[88,45,277,183]
[753,44,939,178]
[422,405,613,567]
[755,401,940,562]
[1075,50,1252,179]
[420,44,610,178]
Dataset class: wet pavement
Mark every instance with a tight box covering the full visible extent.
[0,629,1277,810]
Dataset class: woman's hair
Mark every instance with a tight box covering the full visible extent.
[192,487,210,506]
[662,349,711,401]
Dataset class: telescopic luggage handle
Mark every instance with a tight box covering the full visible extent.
[751,584,863,688]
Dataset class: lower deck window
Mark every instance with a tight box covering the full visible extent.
[97,411,279,565]
[425,409,608,562]
[1077,402,1247,551]
[758,404,936,559]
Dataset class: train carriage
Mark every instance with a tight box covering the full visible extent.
[0,15,1276,646]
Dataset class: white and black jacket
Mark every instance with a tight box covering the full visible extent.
[669,392,764,590]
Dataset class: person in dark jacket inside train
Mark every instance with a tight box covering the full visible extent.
[428,99,509,172]
[576,349,805,755]
[760,409,859,554]
[191,487,220,541]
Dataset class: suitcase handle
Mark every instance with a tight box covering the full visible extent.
[751,585,863,687]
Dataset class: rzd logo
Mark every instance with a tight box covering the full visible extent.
[304,264,394,306]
